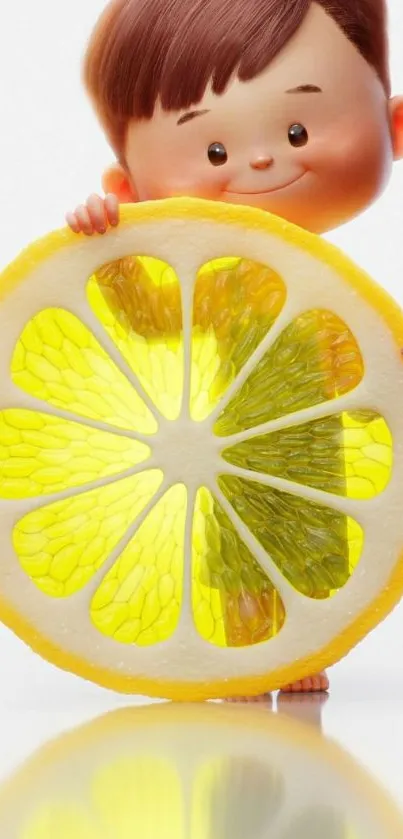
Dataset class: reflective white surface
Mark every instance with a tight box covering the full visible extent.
[0,624,402,838]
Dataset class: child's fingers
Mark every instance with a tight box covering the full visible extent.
[75,205,94,236]
[105,193,120,227]
[66,195,119,235]
[87,194,107,233]
[65,212,81,234]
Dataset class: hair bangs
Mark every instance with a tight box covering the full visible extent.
[158,0,310,110]
[83,0,390,159]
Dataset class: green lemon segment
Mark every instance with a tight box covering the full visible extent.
[0,410,150,500]
[88,257,183,421]
[91,485,187,645]
[190,258,286,421]
[192,487,285,647]
[13,471,163,598]
[222,411,393,500]
[215,310,364,436]
[218,475,363,599]
[12,309,157,434]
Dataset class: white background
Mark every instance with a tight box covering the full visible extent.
[0,0,403,805]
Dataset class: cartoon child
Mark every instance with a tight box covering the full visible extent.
[67,0,403,695]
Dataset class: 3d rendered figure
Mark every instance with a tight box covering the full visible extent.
[67,0,403,696]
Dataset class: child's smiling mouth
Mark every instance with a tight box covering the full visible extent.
[224,170,308,197]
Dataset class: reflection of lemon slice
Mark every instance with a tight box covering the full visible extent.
[0,703,402,839]
[0,197,403,699]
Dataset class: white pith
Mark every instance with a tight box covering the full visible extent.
[0,214,403,686]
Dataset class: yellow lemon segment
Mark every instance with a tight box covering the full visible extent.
[12,309,158,434]
[0,410,150,499]
[13,470,163,598]
[91,484,186,645]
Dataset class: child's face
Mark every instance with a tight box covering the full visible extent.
[120,4,402,233]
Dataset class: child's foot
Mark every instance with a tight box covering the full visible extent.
[222,671,328,703]
[280,672,329,694]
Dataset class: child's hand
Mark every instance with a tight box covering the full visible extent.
[66,193,119,235]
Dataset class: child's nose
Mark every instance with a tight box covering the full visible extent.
[250,155,274,171]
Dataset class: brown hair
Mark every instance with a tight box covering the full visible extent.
[84,0,390,159]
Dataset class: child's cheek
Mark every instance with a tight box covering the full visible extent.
[299,128,356,174]
[302,119,388,186]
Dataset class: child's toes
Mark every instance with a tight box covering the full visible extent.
[280,672,329,694]
[281,680,302,694]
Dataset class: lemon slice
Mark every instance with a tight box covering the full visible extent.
[0,197,403,699]
[0,704,402,839]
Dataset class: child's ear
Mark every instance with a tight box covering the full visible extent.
[390,97,403,161]
[102,163,138,202]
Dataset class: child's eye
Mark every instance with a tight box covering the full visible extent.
[208,142,228,166]
[288,124,308,147]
